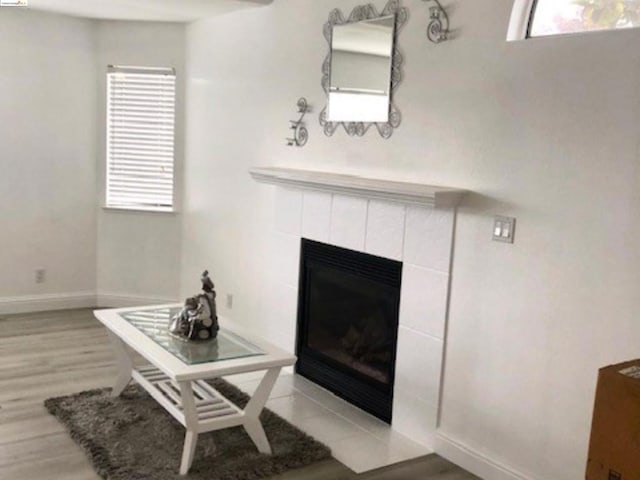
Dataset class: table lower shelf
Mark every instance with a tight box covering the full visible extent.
[132,365,244,433]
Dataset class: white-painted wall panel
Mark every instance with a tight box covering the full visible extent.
[0,9,97,302]
[181,2,640,479]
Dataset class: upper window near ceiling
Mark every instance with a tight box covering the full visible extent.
[509,0,640,39]
[106,66,176,212]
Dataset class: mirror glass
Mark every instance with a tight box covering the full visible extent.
[328,15,395,123]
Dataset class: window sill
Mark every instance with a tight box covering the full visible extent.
[102,206,178,215]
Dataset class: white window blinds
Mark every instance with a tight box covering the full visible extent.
[106,66,176,212]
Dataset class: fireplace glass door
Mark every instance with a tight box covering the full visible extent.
[296,239,402,423]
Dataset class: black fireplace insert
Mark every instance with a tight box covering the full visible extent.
[295,239,402,423]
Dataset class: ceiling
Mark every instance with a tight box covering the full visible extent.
[26,0,273,22]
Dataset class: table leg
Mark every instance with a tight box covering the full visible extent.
[178,381,199,475]
[242,367,281,454]
[107,330,134,397]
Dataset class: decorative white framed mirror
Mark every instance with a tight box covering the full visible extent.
[319,0,408,139]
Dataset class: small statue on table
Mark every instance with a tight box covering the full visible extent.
[169,270,219,341]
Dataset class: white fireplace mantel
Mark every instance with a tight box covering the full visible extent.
[249,167,467,208]
[251,164,464,459]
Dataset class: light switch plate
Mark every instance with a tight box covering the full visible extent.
[493,216,516,244]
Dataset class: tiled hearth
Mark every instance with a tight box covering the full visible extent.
[227,371,429,473]
[250,168,462,472]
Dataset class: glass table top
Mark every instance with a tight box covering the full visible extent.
[119,307,264,365]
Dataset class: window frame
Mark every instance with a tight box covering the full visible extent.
[525,0,540,38]
[507,0,537,41]
[105,65,177,213]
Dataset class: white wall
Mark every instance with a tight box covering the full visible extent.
[0,13,186,312]
[95,21,186,304]
[0,9,97,310]
[182,1,640,479]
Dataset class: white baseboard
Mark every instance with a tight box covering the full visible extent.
[96,292,178,308]
[0,291,178,315]
[435,432,534,480]
[0,292,97,315]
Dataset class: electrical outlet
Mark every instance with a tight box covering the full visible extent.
[35,268,46,284]
[226,294,233,309]
[493,216,516,244]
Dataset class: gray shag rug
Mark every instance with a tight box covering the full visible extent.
[44,379,331,480]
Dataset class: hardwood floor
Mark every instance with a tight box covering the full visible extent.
[0,309,479,480]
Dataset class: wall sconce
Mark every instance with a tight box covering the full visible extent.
[286,97,310,147]
[424,0,449,43]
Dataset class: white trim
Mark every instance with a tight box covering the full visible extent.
[108,65,175,75]
[0,292,180,314]
[0,292,96,315]
[250,167,467,208]
[102,205,178,215]
[435,432,535,480]
[96,292,178,308]
[507,0,536,41]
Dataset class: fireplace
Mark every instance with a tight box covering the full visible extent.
[295,239,402,423]
[251,170,464,447]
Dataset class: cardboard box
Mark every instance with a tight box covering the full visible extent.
[586,359,640,480]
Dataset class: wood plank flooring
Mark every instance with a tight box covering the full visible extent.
[0,309,479,480]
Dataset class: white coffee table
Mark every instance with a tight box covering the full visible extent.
[94,304,296,475]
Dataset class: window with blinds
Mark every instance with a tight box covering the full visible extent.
[106,66,176,212]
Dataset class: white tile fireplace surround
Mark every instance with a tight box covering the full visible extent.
[249,167,466,472]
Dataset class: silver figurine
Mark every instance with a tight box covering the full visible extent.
[169,270,219,341]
